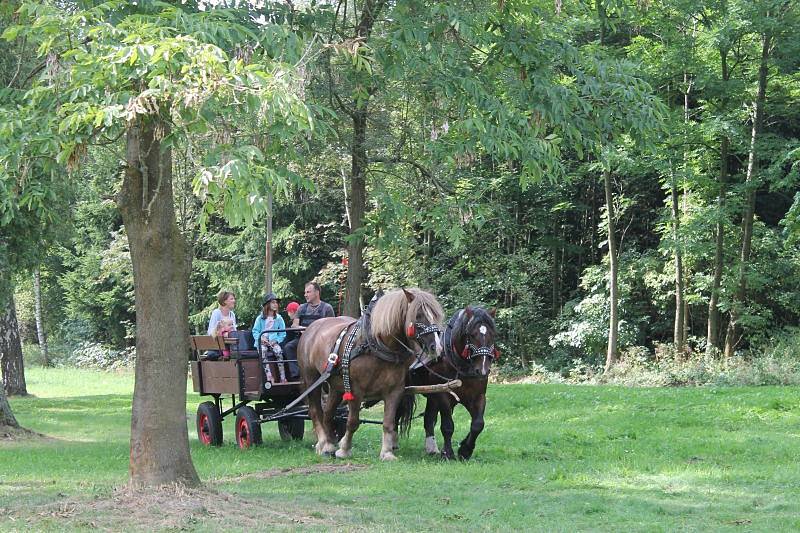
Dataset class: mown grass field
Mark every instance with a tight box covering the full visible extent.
[1,367,799,531]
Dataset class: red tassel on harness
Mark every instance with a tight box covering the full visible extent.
[461,346,470,359]
[494,348,501,359]
[342,391,355,401]
[406,323,416,338]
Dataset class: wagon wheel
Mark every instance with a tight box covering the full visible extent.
[196,401,223,447]
[278,418,304,441]
[235,406,262,449]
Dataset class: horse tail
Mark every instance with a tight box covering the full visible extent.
[395,393,416,439]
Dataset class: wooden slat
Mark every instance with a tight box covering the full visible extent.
[190,335,225,352]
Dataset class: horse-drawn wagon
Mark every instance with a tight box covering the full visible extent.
[190,328,347,449]
[189,290,484,459]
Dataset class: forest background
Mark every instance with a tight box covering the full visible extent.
[2,0,800,393]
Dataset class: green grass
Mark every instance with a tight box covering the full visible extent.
[2,367,800,531]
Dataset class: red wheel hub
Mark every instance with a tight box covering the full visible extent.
[238,418,250,448]
[198,414,211,445]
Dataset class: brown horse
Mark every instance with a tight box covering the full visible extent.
[297,288,444,460]
[409,306,498,460]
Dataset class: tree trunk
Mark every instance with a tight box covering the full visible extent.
[342,0,385,318]
[671,169,685,352]
[707,47,731,352]
[33,268,49,366]
[118,119,199,487]
[603,168,619,372]
[724,33,771,358]
[0,386,19,428]
[707,136,728,351]
[265,192,273,295]
[344,108,367,318]
[0,291,28,396]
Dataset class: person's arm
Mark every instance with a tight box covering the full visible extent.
[291,303,305,328]
[207,309,220,335]
[324,303,335,318]
[252,316,262,345]
[274,315,286,344]
[231,311,237,329]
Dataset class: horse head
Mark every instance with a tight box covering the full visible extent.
[451,306,498,378]
[371,288,445,358]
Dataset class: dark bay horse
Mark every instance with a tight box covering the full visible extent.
[409,306,498,460]
[297,288,444,460]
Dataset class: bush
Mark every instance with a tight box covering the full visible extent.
[49,341,135,371]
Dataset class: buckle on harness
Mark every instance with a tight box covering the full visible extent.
[328,352,339,365]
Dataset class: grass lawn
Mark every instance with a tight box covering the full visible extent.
[1,367,799,531]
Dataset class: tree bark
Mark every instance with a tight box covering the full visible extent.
[0,291,28,396]
[342,0,385,318]
[33,268,49,366]
[724,32,771,358]
[344,108,367,318]
[118,118,199,487]
[603,168,619,372]
[0,386,19,428]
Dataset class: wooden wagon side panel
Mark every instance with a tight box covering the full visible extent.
[199,361,241,394]
[191,359,264,397]
[240,359,263,397]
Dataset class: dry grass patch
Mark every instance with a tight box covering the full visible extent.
[9,482,345,532]
[213,462,368,483]
[0,424,48,442]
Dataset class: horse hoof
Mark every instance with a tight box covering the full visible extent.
[380,451,398,461]
[425,437,439,455]
[441,451,455,461]
[458,445,474,461]
[335,448,352,459]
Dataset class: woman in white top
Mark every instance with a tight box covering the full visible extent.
[207,290,237,335]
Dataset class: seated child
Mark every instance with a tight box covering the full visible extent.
[213,317,236,360]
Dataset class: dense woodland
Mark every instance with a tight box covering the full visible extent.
[1,0,799,483]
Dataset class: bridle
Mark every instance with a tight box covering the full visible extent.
[407,322,442,341]
[442,311,499,378]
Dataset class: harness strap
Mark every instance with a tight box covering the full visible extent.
[341,321,361,400]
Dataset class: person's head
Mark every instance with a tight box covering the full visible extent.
[303,282,321,305]
[215,317,235,337]
[217,290,236,310]
[286,301,300,319]
[261,292,280,317]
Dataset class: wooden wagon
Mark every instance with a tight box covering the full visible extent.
[189,328,346,449]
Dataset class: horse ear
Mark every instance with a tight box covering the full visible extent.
[402,288,415,302]
[489,307,496,318]
[465,306,473,319]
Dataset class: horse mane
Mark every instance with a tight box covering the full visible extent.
[451,306,496,343]
[370,288,444,342]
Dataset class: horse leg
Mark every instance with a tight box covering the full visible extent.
[380,389,404,461]
[308,385,336,456]
[439,398,456,460]
[423,395,440,455]
[322,388,342,444]
[335,398,360,458]
[458,394,486,461]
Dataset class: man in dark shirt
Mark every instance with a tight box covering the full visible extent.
[283,281,335,379]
